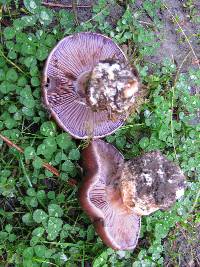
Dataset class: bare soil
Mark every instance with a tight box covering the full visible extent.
[131,0,200,72]
[164,223,200,267]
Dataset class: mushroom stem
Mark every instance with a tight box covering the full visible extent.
[105,182,129,212]
[76,70,92,98]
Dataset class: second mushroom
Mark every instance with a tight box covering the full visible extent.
[79,140,186,250]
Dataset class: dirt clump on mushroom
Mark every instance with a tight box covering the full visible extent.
[87,59,140,116]
[120,151,187,216]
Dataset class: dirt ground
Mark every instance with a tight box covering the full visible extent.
[44,0,200,68]
[132,0,200,69]
[164,223,200,267]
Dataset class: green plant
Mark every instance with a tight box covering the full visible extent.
[109,1,162,58]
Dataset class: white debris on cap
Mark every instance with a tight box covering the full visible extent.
[87,60,139,114]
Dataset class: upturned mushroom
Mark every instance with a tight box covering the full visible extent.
[79,139,141,250]
[79,140,186,250]
[42,32,140,139]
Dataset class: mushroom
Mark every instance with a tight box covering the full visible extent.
[42,32,140,139]
[79,139,141,250]
[79,140,186,250]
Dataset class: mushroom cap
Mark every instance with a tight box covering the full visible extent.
[43,32,131,139]
[79,140,141,250]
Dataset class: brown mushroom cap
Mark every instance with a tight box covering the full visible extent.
[79,140,141,250]
[42,32,139,139]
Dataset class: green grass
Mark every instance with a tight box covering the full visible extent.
[0,0,200,266]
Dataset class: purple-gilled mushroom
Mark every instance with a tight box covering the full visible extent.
[79,139,141,250]
[79,140,186,250]
[42,32,140,139]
